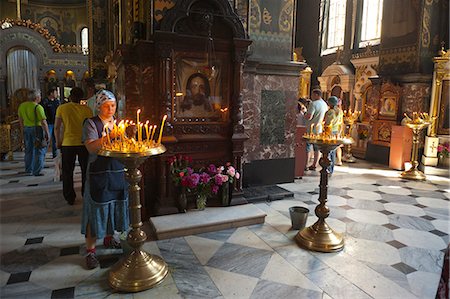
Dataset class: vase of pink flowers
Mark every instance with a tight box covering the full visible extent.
[206,163,240,207]
[168,155,193,213]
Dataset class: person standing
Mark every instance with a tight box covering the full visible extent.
[305,89,328,170]
[324,96,344,175]
[55,87,93,205]
[18,90,50,176]
[41,88,61,158]
[82,90,128,269]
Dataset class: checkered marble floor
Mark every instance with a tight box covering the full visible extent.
[0,152,449,298]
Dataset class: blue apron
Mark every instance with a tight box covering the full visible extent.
[89,116,126,203]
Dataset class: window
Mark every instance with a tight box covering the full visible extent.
[322,0,347,54]
[81,27,89,55]
[359,0,383,47]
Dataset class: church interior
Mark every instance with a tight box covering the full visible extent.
[0,0,449,298]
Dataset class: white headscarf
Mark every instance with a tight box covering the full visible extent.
[95,90,116,111]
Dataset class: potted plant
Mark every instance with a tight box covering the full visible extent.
[206,163,240,206]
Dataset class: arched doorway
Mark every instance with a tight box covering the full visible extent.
[6,47,39,98]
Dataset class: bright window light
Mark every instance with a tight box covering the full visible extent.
[360,0,383,47]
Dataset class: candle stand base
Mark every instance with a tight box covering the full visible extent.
[295,221,344,252]
[109,250,168,292]
[401,167,426,181]
[342,143,356,163]
[98,147,168,292]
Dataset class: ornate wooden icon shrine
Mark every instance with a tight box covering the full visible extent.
[112,0,251,217]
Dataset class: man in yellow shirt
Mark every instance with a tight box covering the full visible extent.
[18,89,50,176]
[55,87,93,205]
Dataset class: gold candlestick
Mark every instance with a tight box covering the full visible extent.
[99,145,168,292]
[401,112,432,181]
[342,110,360,163]
[295,136,352,252]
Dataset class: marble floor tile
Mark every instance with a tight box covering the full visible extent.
[345,222,394,242]
[384,202,426,217]
[398,246,445,274]
[344,237,401,265]
[416,196,450,209]
[227,227,273,251]
[407,271,441,298]
[431,219,450,234]
[405,181,438,191]
[346,209,389,225]
[205,266,258,299]
[133,274,181,299]
[0,269,9,287]
[206,243,273,278]
[313,252,418,298]
[275,244,329,274]
[393,228,447,250]
[387,214,435,231]
[0,281,52,299]
[260,252,321,292]
[29,255,93,290]
[347,190,382,201]
[247,224,292,249]
[305,268,371,299]
[346,198,385,211]
[185,235,224,265]
[363,261,411,291]
[250,279,322,299]
[378,186,412,196]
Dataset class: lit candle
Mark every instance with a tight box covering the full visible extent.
[157,115,167,144]
[104,124,112,146]
[310,124,314,133]
[136,109,141,126]
[145,121,149,142]
[150,125,156,142]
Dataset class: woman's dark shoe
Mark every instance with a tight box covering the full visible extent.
[85,252,99,269]
[308,166,316,171]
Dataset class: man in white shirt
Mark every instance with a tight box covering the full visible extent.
[305,89,328,170]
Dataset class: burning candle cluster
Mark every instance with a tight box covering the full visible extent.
[403,112,432,125]
[304,123,349,143]
[101,110,167,153]
[343,109,361,124]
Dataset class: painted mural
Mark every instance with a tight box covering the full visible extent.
[248,0,294,63]
[14,4,87,46]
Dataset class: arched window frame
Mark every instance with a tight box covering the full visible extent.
[80,27,89,55]
[321,0,347,55]
[359,0,383,48]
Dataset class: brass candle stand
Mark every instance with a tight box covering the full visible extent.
[401,113,432,181]
[295,135,352,252]
[342,110,361,163]
[98,145,168,292]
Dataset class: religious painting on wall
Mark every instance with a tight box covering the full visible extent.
[378,82,400,121]
[173,53,229,123]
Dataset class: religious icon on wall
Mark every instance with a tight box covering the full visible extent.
[174,56,227,122]
[378,96,398,120]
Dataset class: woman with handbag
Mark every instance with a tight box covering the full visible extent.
[17,89,50,176]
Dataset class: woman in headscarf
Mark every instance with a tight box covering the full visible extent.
[81,90,129,269]
[324,96,343,175]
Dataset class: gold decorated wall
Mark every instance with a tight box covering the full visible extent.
[0,1,87,46]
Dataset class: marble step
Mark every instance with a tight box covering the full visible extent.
[149,204,267,240]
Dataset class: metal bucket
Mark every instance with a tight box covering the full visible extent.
[289,206,309,230]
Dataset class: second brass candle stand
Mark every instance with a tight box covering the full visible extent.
[295,136,352,252]
[99,145,168,292]
[401,113,432,181]
[342,110,361,163]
